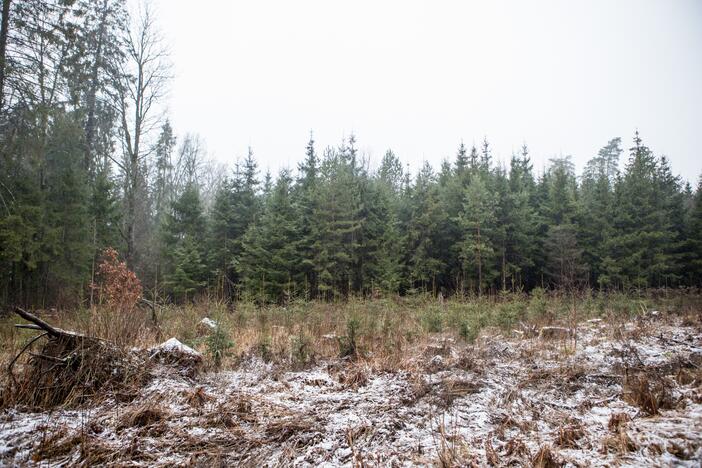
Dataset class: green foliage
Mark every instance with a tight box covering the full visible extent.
[527,288,548,321]
[291,330,312,365]
[206,324,234,369]
[339,316,361,358]
[458,319,479,343]
[161,184,207,301]
[423,306,443,333]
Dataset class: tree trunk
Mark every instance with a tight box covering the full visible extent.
[84,0,110,173]
[0,0,11,113]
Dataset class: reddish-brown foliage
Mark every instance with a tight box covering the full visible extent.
[92,248,142,313]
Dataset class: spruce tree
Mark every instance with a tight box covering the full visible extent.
[161,183,207,301]
[240,170,300,302]
[601,132,676,288]
[688,177,702,285]
[456,174,497,296]
[406,162,448,294]
[579,138,621,287]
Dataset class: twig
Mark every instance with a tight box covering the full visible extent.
[7,332,48,386]
[29,352,69,364]
[14,324,43,331]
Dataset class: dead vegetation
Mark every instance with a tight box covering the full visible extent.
[3,308,150,408]
[0,294,701,466]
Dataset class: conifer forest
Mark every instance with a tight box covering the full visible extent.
[0,1,701,466]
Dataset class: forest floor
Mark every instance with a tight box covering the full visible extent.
[1,308,701,466]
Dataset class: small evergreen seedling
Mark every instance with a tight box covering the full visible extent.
[206,325,234,368]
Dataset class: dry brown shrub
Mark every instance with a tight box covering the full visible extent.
[118,402,167,429]
[89,248,147,346]
[454,352,478,371]
[338,363,370,389]
[185,386,213,409]
[504,437,530,458]
[607,412,631,432]
[32,426,80,462]
[91,248,142,313]
[667,441,695,460]
[531,445,563,468]
[553,422,585,449]
[484,437,499,466]
[622,372,675,415]
[6,334,149,408]
[600,428,637,454]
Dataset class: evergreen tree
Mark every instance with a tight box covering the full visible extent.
[293,134,320,297]
[456,174,497,296]
[579,138,621,286]
[240,170,300,302]
[504,147,537,290]
[688,177,702,285]
[161,182,207,300]
[406,162,447,294]
[601,132,676,288]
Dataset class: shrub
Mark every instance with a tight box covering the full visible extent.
[91,248,142,313]
[458,319,478,343]
[291,331,312,365]
[424,307,443,333]
[258,334,273,362]
[527,287,548,322]
[206,325,234,368]
[339,317,360,358]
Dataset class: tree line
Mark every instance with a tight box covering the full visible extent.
[1,0,702,306]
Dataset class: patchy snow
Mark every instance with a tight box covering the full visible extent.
[200,317,218,330]
[2,315,701,466]
[151,337,201,356]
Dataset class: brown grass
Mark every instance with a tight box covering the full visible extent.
[622,372,675,415]
[531,445,563,468]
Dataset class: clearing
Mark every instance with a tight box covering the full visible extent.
[1,312,701,466]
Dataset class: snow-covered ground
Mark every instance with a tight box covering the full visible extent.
[1,315,701,466]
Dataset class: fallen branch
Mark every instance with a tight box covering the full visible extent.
[14,307,63,338]
[7,332,48,385]
[14,324,43,331]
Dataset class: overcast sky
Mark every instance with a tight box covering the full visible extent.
[151,0,702,182]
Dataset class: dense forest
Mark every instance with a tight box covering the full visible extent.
[1,0,702,307]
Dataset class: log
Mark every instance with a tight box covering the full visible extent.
[14,307,62,338]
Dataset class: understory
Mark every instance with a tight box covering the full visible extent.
[0,298,700,466]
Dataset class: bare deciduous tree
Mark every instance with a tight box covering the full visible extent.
[111,1,170,267]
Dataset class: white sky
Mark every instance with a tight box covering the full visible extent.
[152,0,702,182]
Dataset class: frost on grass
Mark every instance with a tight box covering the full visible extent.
[1,314,701,466]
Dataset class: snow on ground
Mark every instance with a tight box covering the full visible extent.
[1,314,701,466]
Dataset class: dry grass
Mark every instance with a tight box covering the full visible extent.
[3,331,150,409]
[2,290,700,375]
[622,372,675,415]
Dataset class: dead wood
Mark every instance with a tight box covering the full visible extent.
[4,307,150,408]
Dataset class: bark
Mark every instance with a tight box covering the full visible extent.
[0,0,10,113]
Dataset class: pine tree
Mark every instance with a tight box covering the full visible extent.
[456,174,497,296]
[579,138,621,287]
[406,162,447,294]
[240,170,300,302]
[161,182,207,300]
[688,177,702,285]
[601,132,676,288]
